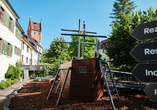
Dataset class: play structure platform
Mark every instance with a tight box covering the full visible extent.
[60,58,104,101]
[47,58,121,110]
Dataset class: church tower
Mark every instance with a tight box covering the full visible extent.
[27,18,42,45]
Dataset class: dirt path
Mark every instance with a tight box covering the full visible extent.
[9,81,157,110]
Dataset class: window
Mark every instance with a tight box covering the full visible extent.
[34,59,37,63]
[0,7,4,22]
[18,49,20,56]
[7,43,10,56]
[34,32,36,35]
[38,32,40,35]
[27,46,29,53]
[9,17,12,30]
[16,30,18,37]
[22,42,24,50]
[26,57,28,63]
[30,49,32,54]
[29,58,32,65]
[15,46,17,54]
[22,55,23,62]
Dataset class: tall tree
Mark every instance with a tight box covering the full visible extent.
[106,7,157,71]
[68,33,97,59]
[41,49,52,63]
[110,0,136,24]
[45,37,71,63]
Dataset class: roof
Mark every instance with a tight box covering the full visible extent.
[3,0,19,19]
[100,39,109,44]
[31,21,42,31]
[31,37,43,49]
[100,39,110,49]
[16,20,24,33]
[22,34,43,49]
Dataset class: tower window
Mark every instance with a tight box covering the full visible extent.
[38,32,40,35]
[34,32,36,35]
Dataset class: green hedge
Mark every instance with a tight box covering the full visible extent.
[11,79,18,84]
[5,64,22,80]
[0,79,18,89]
[0,82,6,89]
[5,79,11,87]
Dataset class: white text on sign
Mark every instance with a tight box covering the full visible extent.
[144,48,157,55]
[144,27,157,34]
[155,89,157,95]
[145,69,157,76]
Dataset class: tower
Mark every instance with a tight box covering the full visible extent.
[27,18,42,45]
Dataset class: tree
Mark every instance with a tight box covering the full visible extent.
[45,37,71,63]
[110,0,136,24]
[68,33,97,59]
[41,49,52,63]
[106,7,157,71]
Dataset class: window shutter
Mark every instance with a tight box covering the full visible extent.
[11,20,15,33]
[17,32,19,39]
[16,48,18,55]
[15,29,16,36]
[20,34,22,40]
[2,40,5,54]
[5,12,9,28]
[18,32,20,39]
[10,45,13,57]
[0,39,3,53]
[4,12,8,27]
[0,4,1,9]
[3,40,7,55]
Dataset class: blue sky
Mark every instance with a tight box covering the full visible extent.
[8,0,157,50]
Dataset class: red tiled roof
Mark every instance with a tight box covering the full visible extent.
[31,21,41,31]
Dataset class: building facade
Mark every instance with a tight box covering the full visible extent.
[0,0,43,81]
[0,0,24,81]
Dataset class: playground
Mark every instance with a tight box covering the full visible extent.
[8,20,157,109]
[9,80,157,110]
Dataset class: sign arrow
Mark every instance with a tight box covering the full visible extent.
[131,20,157,41]
[144,83,157,102]
[130,41,157,62]
[131,63,157,83]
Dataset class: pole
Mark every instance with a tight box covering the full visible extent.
[78,19,81,59]
[83,21,86,59]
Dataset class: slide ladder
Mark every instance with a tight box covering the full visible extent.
[46,67,71,105]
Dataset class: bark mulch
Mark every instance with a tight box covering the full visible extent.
[9,81,157,110]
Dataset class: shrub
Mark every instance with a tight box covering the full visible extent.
[0,82,6,89]
[37,62,54,77]
[11,79,18,84]
[5,65,23,80]
[5,65,15,79]
[14,67,23,80]
[5,79,11,87]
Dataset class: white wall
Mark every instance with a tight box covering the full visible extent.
[21,42,32,65]
[0,1,21,81]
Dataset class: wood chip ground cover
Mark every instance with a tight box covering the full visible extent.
[9,81,157,110]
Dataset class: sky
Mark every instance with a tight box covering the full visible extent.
[8,0,157,50]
